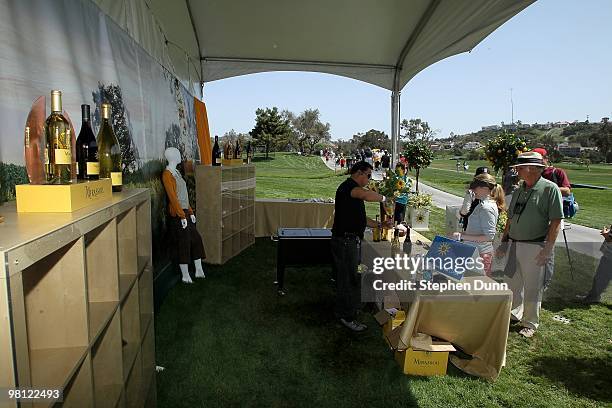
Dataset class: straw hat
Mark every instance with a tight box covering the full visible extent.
[511,151,545,167]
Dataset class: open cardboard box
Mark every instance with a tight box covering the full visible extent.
[376,310,455,376]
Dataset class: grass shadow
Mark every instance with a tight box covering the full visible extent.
[530,356,612,403]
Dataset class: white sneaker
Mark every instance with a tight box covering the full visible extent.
[340,318,367,332]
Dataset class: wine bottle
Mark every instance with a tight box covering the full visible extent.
[76,104,99,180]
[45,90,72,184]
[212,136,221,166]
[245,141,252,164]
[97,103,122,192]
[235,138,241,160]
[373,215,381,242]
[227,140,234,160]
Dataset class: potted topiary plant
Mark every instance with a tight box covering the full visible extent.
[407,192,433,231]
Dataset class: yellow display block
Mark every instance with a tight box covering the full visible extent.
[16,179,112,213]
[394,344,455,376]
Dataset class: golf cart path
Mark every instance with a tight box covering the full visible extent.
[321,156,602,257]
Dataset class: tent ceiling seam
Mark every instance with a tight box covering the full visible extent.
[185,0,204,83]
[201,56,395,70]
[393,0,442,90]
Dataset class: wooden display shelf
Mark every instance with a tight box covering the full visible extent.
[0,189,156,407]
[62,352,94,408]
[121,283,141,379]
[92,309,123,408]
[89,301,119,342]
[29,346,89,390]
[196,164,255,265]
[119,274,138,302]
[125,351,143,408]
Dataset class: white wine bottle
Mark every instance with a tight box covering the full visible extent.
[45,90,72,184]
[97,103,123,192]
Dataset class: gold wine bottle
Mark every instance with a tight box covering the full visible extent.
[97,103,123,192]
[45,90,72,184]
[373,215,381,242]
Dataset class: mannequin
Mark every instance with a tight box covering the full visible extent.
[162,147,206,283]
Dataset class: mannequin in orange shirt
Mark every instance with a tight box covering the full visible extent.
[162,147,206,283]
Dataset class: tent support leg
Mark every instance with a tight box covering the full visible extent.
[390,88,400,167]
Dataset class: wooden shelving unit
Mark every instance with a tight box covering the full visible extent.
[195,164,255,264]
[0,189,156,407]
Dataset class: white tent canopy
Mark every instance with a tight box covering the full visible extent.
[94,0,535,159]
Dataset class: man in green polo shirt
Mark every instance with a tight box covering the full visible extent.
[497,151,563,338]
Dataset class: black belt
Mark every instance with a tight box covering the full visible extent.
[509,236,546,243]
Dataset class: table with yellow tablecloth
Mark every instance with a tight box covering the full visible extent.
[361,234,512,380]
[255,198,335,237]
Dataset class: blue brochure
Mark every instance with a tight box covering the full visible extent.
[424,236,480,281]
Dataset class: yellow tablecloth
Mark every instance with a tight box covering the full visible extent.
[255,198,335,237]
[362,235,512,380]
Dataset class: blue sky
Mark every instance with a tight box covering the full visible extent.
[203,0,612,141]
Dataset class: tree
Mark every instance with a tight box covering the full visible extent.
[400,118,435,142]
[538,134,561,163]
[290,109,331,154]
[466,148,485,161]
[92,82,140,173]
[593,118,612,162]
[354,129,390,151]
[403,141,433,193]
[250,107,291,159]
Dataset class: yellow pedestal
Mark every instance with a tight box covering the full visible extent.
[16,179,113,213]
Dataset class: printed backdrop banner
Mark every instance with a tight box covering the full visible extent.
[0,0,201,277]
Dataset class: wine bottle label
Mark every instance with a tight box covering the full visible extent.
[44,148,49,165]
[54,148,72,164]
[76,162,79,174]
[87,162,100,175]
[215,158,221,164]
[110,171,123,186]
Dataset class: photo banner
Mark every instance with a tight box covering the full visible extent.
[0,0,201,275]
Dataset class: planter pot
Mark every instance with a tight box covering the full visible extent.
[408,207,430,231]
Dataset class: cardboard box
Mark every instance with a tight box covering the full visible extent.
[377,319,457,377]
[394,342,455,376]
[382,310,406,339]
[16,178,112,212]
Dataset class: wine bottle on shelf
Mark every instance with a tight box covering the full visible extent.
[97,103,123,192]
[235,138,241,160]
[227,140,234,160]
[246,141,252,164]
[45,90,72,184]
[212,135,221,166]
[76,104,99,180]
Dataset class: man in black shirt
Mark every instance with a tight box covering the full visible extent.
[331,161,391,332]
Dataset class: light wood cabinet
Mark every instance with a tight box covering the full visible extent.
[0,189,155,408]
[195,165,255,264]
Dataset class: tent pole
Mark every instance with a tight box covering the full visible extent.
[390,69,401,167]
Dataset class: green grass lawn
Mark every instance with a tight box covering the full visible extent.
[155,242,611,408]
[414,159,612,229]
[155,153,611,407]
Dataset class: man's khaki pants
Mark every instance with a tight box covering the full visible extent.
[506,242,546,330]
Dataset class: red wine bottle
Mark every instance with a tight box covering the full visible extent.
[76,104,99,180]
[212,135,221,166]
